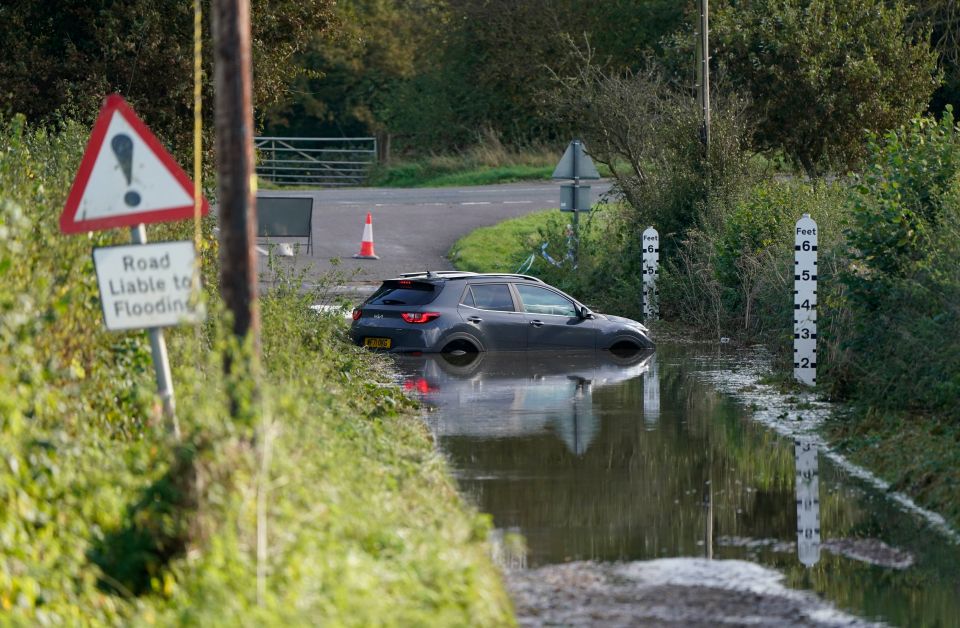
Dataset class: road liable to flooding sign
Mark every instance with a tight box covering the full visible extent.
[93,241,204,331]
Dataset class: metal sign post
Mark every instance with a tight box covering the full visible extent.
[553,139,600,212]
[127,225,187,437]
[642,226,660,320]
[553,140,601,264]
[794,214,818,386]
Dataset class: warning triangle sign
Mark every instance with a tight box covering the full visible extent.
[60,94,209,234]
[552,139,601,180]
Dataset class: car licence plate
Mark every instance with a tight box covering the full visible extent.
[364,337,391,349]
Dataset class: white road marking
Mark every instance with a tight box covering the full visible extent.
[504,200,533,204]
[461,202,492,205]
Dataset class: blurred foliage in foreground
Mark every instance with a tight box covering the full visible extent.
[0,116,513,624]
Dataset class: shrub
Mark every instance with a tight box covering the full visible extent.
[660,179,848,341]
[826,110,960,420]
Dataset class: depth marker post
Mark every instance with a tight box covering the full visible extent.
[642,226,660,321]
[794,214,818,386]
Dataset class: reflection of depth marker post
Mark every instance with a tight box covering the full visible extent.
[642,353,660,428]
[794,214,818,386]
[794,439,821,566]
[130,223,180,439]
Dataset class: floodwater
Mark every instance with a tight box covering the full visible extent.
[392,344,960,627]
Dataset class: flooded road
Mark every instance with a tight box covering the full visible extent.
[393,343,960,626]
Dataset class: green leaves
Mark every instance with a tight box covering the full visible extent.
[712,0,940,175]
[847,108,960,277]
[0,0,335,162]
[832,109,960,421]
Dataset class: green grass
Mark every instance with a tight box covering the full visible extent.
[0,115,515,625]
[372,163,554,188]
[449,209,561,273]
[826,409,960,530]
[367,139,616,188]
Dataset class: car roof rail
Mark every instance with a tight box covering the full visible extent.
[475,273,546,283]
[393,271,545,283]
[396,270,478,278]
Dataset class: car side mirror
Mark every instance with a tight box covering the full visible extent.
[578,306,592,319]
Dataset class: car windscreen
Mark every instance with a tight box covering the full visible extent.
[367,280,438,306]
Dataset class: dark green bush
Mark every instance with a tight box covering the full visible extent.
[826,110,960,421]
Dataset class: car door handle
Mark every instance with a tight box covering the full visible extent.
[467,316,483,324]
[529,320,544,327]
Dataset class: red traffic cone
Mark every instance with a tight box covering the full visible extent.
[353,212,380,259]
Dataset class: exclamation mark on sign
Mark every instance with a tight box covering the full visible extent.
[111,134,141,207]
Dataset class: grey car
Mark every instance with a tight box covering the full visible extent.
[350,271,654,353]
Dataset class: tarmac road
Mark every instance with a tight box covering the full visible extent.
[257,180,612,294]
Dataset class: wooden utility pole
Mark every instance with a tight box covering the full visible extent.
[696,0,712,152]
[212,0,260,397]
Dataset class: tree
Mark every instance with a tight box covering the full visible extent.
[392,0,575,148]
[711,0,940,175]
[0,0,335,158]
[263,0,444,142]
[582,0,685,65]
[908,1,960,113]
[262,0,687,151]
[549,44,757,243]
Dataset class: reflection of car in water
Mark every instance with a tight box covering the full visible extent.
[393,349,654,455]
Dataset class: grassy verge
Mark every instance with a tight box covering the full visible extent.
[371,162,555,188]
[826,410,960,528]
[259,138,620,189]
[258,165,555,191]
[448,205,640,317]
[449,209,562,273]
[1,116,514,624]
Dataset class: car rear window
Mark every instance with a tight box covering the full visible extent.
[368,280,438,306]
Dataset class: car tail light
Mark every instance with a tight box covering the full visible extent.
[401,311,440,324]
[352,308,362,321]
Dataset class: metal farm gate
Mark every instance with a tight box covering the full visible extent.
[254,137,377,187]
